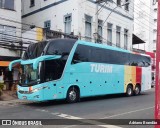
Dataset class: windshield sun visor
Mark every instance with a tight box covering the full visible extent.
[9,59,22,71]
[33,55,61,70]
[9,55,61,71]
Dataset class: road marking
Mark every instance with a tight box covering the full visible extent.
[102,106,154,119]
[56,113,122,128]
[57,113,82,119]
[51,112,60,115]
[36,109,49,112]
[36,108,122,128]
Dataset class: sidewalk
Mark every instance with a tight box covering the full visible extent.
[0,91,31,105]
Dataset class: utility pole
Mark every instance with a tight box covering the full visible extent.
[155,0,160,126]
[95,1,99,43]
[95,0,108,43]
[95,0,128,44]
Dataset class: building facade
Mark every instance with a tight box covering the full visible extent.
[0,0,22,90]
[0,0,22,56]
[150,0,158,52]
[133,0,158,52]
[22,0,134,50]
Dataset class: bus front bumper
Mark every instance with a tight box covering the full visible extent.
[17,85,44,101]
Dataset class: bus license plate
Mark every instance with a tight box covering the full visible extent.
[22,96,27,99]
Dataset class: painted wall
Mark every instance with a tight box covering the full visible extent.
[0,0,22,57]
[22,0,134,50]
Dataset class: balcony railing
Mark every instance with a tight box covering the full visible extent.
[43,28,78,40]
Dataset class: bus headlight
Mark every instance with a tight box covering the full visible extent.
[30,86,48,93]
[32,88,39,93]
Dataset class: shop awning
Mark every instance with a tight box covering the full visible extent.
[0,56,20,67]
[145,52,155,59]
[132,34,146,45]
[0,61,10,67]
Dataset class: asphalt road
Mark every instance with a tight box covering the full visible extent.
[0,88,155,128]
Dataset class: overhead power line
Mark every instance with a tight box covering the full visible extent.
[0,32,39,42]
[0,16,41,28]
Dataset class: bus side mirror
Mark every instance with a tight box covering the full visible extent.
[9,59,22,71]
[33,55,62,70]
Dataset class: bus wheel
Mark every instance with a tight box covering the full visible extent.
[126,85,133,97]
[66,87,79,103]
[134,86,141,96]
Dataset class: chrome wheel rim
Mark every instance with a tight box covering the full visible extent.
[69,90,76,101]
[135,87,139,94]
[128,88,132,95]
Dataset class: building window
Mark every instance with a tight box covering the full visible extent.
[124,29,128,49]
[30,0,35,7]
[154,8,158,12]
[116,26,121,47]
[153,29,157,32]
[154,19,157,22]
[117,0,121,7]
[107,23,112,45]
[85,15,92,41]
[44,20,51,29]
[98,19,103,43]
[124,0,129,11]
[153,40,157,43]
[153,0,158,5]
[0,24,16,41]
[64,14,72,34]
[0,0,14,10]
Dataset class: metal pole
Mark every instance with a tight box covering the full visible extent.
[95,0,99,43]
[155,0,160,125]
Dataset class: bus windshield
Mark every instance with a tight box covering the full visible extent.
[20,64,39,86]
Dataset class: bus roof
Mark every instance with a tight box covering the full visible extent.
[77,40,150,58]
[77,40,130,53]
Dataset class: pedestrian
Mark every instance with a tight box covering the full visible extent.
[0,69,4,83]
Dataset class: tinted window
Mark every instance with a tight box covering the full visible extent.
[43,59,66,81]
[72,44,90,64]
[45,39,76,57]
[72,44,151,67]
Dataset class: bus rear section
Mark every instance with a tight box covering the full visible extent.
[69,42,151,99]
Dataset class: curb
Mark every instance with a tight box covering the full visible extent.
[0,100,33,106]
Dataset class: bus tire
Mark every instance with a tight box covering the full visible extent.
[134,85,141,96]
[126,85,133,97]
[66,86,79,103]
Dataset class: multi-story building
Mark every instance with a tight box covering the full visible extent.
[0,0,23,91]
[150,0,158,52]
[133,0,158,52]
[0,0,22,57]
[22,0,134,50]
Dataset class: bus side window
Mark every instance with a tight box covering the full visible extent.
[72,45,90,64]
[90,48,102,63]
[144,57,151,67]
[72,53,82,64]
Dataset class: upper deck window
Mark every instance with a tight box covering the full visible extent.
[72,44,151,67]
[45,39,76,57]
